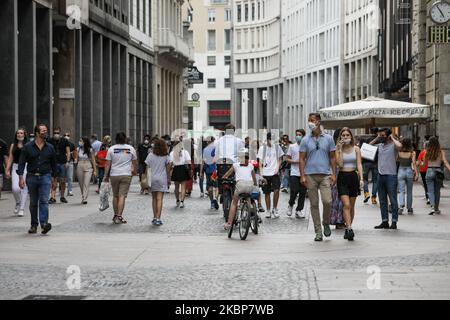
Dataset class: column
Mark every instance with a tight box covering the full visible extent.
[81,28,93,136]
[93,33,103,137]
[103,38,112,136]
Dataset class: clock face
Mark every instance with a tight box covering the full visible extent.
[430,1,450,24]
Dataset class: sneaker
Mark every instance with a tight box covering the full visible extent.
[408,208,414,215]
[390,222,398,230]
[426,200,431,206]
[323,224,332,237]
[180,202,185,209]
[67,191,74,197]
[435,210,441,215]
[281,188,289,194]
[82,201,88,205]
[398,207,404,215]
[265,210,272,219]
[200,193,205,198]
[14,205,20,215]
[258,206,265,213]
[60,197,68,204]
[371,196,378,205]
[347,229,355,241]
[41,223,52,235]
[214,200,220,210]
[374,221,390,229]
[364,192,370,203]
[314,233,323,242]
[176,201,180,208]
[18,210,24,217]
[28,226,37,234]
[257,215,263,224]
[48,198,56,204]
[272,209,280,219]
[287,206,294,217]
[156,219,163,226]
[295,210,306,219]
[151,219,157,226]
[344,229,349,240]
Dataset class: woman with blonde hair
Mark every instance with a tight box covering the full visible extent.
[335,128,364,241]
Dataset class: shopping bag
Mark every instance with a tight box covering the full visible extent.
[99,182,111,212]
[140,167,150,190]
[360,143,378,161]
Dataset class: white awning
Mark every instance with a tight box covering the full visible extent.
[319,97,431,129]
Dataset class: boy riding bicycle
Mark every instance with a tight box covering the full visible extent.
[222,149,262,230]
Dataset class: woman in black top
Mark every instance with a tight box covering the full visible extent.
[5,128,29,217]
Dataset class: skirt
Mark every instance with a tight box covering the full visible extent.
[172,165,190,182]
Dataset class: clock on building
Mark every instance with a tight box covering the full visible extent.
[430,0,450,24]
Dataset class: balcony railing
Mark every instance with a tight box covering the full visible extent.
[158,28,194,63]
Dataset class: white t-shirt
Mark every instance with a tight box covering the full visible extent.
[287,143,301,177]
[257,144,285,177]
[215,135,245,163]
[106,144,137,177]
[233,163,254,182]
[169,149,191,166]
[77,148,93,161]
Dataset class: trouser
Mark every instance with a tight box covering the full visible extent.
[306,175,332,234]
[12,163,28,210]
[426,168,443,210]
[76,160,93,201]
[26,174,51,227]
[378,174,399,223]
[363,162,378,196]
[98,168,105,189]
[282,169,290,189]
[66,161,74,193]
[420,171,429,200]
[398,167,414,210]
[289,176,307,211]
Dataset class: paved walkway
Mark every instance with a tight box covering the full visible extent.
[0,179,449,300]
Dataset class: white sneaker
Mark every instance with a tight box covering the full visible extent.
[180,202,185,209]
[287,206,294,217]
[67,192,74,197]
[14,205,20,215]
[295,210,306,219]
[18,210,24,217]
[272,208,280,219]
[265,210,272,219]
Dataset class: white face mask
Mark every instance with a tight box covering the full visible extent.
[343,139,352,145]
[308,122,317,131]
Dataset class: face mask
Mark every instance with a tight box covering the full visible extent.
[144,140,150,145]
[379,137,386,144]
[79,142,84,147]
[296,136,303,144]
[343,139,352,145]
[308,122,317,131]
[151,143,155,148]
[54,134,61,140]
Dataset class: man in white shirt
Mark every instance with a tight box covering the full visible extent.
[214,124,245,164]
[258,133,285,219]
[286,129,307,219]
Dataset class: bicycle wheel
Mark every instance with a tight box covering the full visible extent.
[250,205,259,235]
[223,190,232,222]
[239,202,251,240]
[228,209,239,239]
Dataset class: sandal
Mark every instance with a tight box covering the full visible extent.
[113,215,127,224]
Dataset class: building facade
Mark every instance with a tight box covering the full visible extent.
[231,0,283,131]
[186,0,232,132]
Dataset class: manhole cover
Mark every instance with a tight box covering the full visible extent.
[22,295,86,300]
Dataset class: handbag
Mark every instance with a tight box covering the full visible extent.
[99,182,111,212]
[140,167,149,189]
[436,167,445,181]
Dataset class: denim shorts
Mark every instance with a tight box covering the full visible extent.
[55,163,67,180]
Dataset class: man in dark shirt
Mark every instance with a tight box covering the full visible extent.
[19,124,57,234]
[47,127,70,204]
[0,138,9,199]
[137,134,152,194]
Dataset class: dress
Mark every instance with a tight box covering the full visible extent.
[145,153,170,192]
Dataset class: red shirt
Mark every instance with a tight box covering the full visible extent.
[417,150,428,173]
[97,150,108,168]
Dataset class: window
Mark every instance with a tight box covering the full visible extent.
[224,29,231,51]
[208,9,216,22]
[252,3,255,21]
[245,3,249,21]
[208,30,216,51]
[224,55,231,65]
[237,4,242,22]
[207,56,216,66]
[225,78,231,88]
[236,30,242,50]
[208,79,217,88]
[225,9,232,22]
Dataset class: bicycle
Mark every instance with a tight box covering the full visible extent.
[228,191,260,240]
[217,159,235,222]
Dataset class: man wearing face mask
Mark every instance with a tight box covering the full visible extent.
[286,129,307,219]
[370,128,403,230]
[300,113,337,242]
[48,127,71,204]
[138,135,152,195]
[18,124,57,234]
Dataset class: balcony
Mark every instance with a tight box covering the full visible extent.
[157,28,194,65]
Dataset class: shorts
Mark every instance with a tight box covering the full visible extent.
[206,172,218,189]
[262,175,281,194]
[110,176,132,197]
[171,165,190,182]
[55,163,67,180]
[337,171,360,197]
[234,181,259,197]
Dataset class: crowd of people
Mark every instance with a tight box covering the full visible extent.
[0,117,449,240]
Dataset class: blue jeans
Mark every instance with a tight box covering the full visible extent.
[398,167,414,210]
[282,169,290,189]
[66,162,74,193]
[426,168,443,209]
[363,162,378,196]
[378,174,399,223]
[26,174,52,227]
